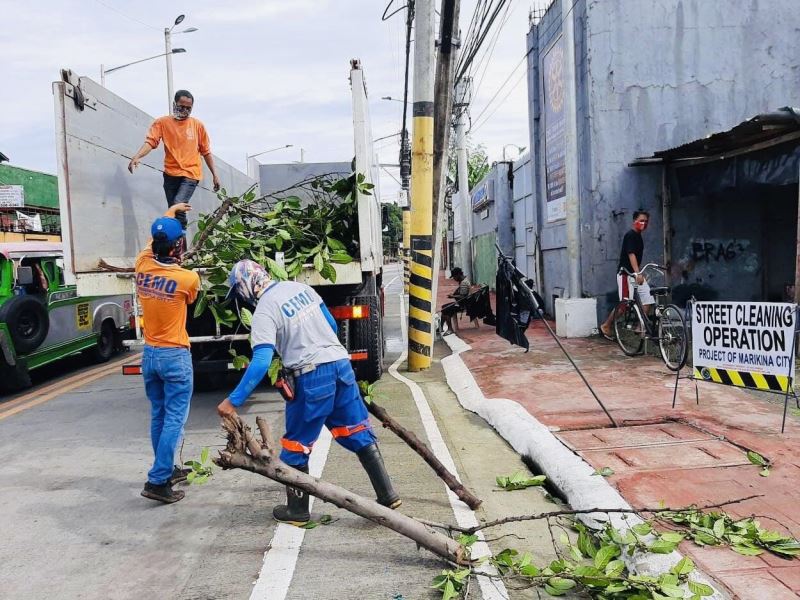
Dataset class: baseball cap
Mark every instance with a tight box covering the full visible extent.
[151,217,184,243]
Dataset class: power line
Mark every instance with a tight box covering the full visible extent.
[470,69,527,133]
[470,51,527,125]
[470,0,517,101]
[91,0,160,30]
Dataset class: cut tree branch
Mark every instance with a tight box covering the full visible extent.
[417,494,764,535]
[215,415,469,565]
[366,398,482,509]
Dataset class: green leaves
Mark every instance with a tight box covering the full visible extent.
[186,173,361,328]
[658,507,800,558]
[184,446,214,485]
[747,450,771,476]
[431,568,470,600]
[592,466,615,477]
[496,471,547,491]
[268,357,282,385]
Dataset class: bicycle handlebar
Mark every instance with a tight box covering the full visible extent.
[619,263,666,277]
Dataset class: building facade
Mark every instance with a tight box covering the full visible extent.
[521,0,800,318]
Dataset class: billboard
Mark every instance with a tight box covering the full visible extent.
[542,37,566,223]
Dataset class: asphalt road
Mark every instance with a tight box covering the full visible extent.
[0,262,562,600]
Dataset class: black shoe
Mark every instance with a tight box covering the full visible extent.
[170,466,192,485]
[141,481,185,504]
[357,443,402,509]
[273,465,310,526]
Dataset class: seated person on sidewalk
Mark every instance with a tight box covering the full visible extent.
[441,267,472,333]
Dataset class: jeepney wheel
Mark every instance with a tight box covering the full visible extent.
[93,320,118,363]
[0,296,49,354]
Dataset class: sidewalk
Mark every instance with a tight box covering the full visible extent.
[437,271,800,599]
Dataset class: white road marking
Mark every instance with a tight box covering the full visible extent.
[389,293,508,600]
[248,428,333,600]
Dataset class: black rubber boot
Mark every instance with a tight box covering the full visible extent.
[357,443,401,509]
[272,464,310,526]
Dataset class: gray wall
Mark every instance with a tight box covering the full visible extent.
[258,162,351,202]
[525,0,800,318]
[470,162,514,249]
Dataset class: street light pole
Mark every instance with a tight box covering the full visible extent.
[164,15,198,112]
[101,49,186,87]
[245,144,293,178]
[165,25,174,112]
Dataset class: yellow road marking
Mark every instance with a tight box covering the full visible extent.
[0,353,141,421]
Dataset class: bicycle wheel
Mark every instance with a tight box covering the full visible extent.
[658,304,688,371]
[613,301,645,356]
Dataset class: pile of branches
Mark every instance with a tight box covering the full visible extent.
[185,172,373,325]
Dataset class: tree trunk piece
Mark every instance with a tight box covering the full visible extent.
[215,415,468,566]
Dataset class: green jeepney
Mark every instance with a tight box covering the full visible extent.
[0,242,132,392]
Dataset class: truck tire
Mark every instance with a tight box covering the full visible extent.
[0,296,49,355]
[92,320,118,363]
[351,294,383,383]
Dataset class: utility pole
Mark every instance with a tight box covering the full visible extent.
[562,0,582,297]
[400,2,414,295]
[430,0,461,318]
[454,77,473,282]
[407,0,436,371]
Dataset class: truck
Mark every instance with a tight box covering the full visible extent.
[53,60,385,388]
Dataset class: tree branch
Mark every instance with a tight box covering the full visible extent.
[418,494,765,535]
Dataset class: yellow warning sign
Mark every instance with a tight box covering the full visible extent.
[76,302,91,330]
[693,366,793,393]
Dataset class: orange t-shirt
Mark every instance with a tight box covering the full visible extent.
[145,116,211,181]
[135,248,200,348]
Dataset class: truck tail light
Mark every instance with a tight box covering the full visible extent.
[329,305,369,320]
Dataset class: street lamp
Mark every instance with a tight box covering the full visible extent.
[165,14,198,112]
[502,144,526,162]
[245,144,294,178]
[381,96,405,103]
[101,49,186,87]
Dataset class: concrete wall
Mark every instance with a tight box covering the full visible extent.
[525,0,800,318]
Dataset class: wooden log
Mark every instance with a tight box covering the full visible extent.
[366,399,482,510]
[215,415,468,566]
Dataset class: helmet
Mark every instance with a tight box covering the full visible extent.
[227,259,270,306]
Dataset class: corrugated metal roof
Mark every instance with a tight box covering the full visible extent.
[631,107,800,165]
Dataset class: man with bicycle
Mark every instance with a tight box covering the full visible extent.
[600,210,654,339]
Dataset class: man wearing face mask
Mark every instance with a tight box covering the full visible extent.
[128,90,221,228]
[600,210,654,339]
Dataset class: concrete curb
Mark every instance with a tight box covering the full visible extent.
[440,334,728,599]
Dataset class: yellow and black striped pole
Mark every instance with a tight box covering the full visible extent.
[402,206,411,293]
[407,0,435,371]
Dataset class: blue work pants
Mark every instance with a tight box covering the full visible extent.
[280,359,375,467]
[142,345,194,485]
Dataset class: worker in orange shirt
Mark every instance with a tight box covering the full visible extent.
[136,202,200,504]
[128,90,221,228]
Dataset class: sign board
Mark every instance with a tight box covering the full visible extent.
[0,185,25,207]
[691,301,796,392]
[542,36,566,222]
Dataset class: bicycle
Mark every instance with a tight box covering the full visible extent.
[612,263,688,371]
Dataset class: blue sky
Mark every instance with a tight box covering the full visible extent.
[0,0,536,201]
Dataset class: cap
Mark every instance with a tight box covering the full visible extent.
[151,217,184,243]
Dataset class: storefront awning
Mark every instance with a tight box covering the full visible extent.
[629,107,800,167]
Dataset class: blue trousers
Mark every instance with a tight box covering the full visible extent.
[280,359,376,467]
[142,345,194,484]
[163,174,198,227]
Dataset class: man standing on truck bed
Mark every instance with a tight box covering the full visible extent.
[128,90,221,227]
[137,202,201,504]
[217,259,401,525]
